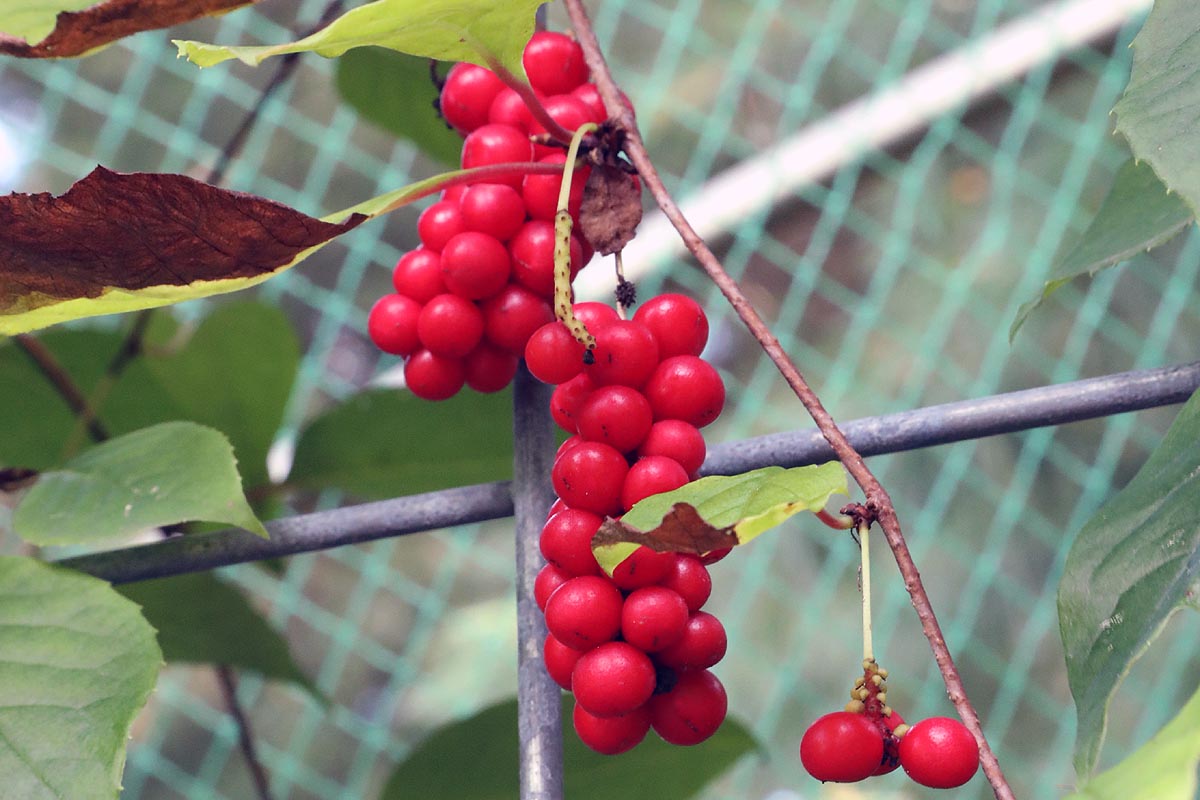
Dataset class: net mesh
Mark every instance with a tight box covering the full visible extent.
[3,0,1198,797]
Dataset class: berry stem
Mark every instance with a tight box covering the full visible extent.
[563,3,1014,798]
[552,123,600,353]
[485,58,577,146]
[859,521,874,663]
[816,508,855,530]
[366,161,564,217]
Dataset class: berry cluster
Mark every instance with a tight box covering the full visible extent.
[532,294,730,754]
[800,660,980,788]
[366,32,606,399]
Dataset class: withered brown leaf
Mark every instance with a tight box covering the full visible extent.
[593,503,739,555]
[578,163,643,256]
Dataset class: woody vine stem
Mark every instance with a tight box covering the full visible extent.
[560,1,1014,797]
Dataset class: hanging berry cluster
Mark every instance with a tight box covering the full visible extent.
[366,31,605,399]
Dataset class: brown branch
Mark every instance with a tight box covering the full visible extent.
[216,665,274,800]
[562,2,1014,798]
[13,334,109,442]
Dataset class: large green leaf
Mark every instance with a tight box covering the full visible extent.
[1113,0,1200,217]
[289,388,512,499]
[116,571,322,701]
[336,47,462,165]
[13,421,267,545]
[381,695,759,799]
[0,556,161,800]
[1010,159,1194,340]
[1058,387,1200,777]
[175,0,543,76]
[593,463,849,576]
[1064,683,1200,800]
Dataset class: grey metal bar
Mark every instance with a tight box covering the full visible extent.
[512,365,564,800]
[58,361,1200,584]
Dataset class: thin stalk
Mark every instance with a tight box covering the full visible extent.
[216,666,273,800]
[859,522,873,663]
[13,335,109,443]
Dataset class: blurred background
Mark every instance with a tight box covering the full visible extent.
[3,0,1198,797]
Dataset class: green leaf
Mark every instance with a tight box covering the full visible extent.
[1113,0,1200,217]
[336,48,462,165]
[116,571,323,702]
[1058,387,1200,777]
[289,388,512,499]
[0,556,161,800]
[593,463,849,576]
[174,0,543,77]
[1010,159,1194,340]
[381,695,759,800]
[1064,683,1200,800]
[13,421,267,545]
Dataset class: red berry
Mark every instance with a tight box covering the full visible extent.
[800,711,885,783]
[487,87,533,132]
[480,284,554,355]
[699,547,732,565]
[523,31,589,96]
[874,710,906,776]
[654,611,726,670]
[573,702,651,755]
[440,63,504,134]
[404,350,465,401]
[546,496,570,519]
[441,184,468,203]
[460,123,534,188]
[572,302,620,333]
[509,220,584,297]
[637,420,707,476]
[544,575,623,650]
[660,554,712,612]
[529,94,601,146]
[522,153,590,222]
[543,634,584,690]
[460,183,526,242]
[417,293,485,358]
[649,669,727,746]
[610,545,673,591]
[585,320,660,388]
[440,231,511,299]
[549,372,593,433]
[621,455,689,510]
[577,385,653,453]
[633,293,709,357]
[367,294,422,356]
[570,82,607,121]
[621,586,689,652]
[392,249,446,303]
[644,356,725,427]
[463,343,518,393]
[552,441,628,516]
[572,641,657,717]
[540,508,603,577]
[417,200,467,252]
[898,717,980,789]
[534,563,571,611]
[525,321,587,385]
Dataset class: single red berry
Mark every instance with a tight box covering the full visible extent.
[800,711,885,783]
[509,219,584,297]
[525,321,587,385]
[621,455,689,510]
[544,575,623,651]
[404,350,465,401]
[460,123,534,188]
[572,302,620,333]
[633,293,709,358]
[649,669,727,746]
[621,586,689,652]
[660,554,712,612]
[644,356,726,427]
[463,343,518,393]
[522,153,590,222]
[540,508,604,577]
[441,184,468,203]
[439,63,505,134]
[546,496,570,520]
[440,231,511,300]
[572,641,657,718]
[480,284,554,355]
[573,702,651,755]
[585,320,660,388]
[570,82,607,121]
[487,87,533,132]
[534,563,571,611]
[874,710,905,776]
[555,435,584,460]
[577,385,654,453]
[610,545,673,591]
[459,182,526,242]
[523,31,589,96]
[898,717,980,789]
[552,441,628,516]
[529,94,602,156]
[417,293,485,358]
[367,294,422,356]
[417,200,467,252]
[654,611,727,670]
[543,633,584,690]
[392,249,446,303]
[637,420,707,476]
[699,547,732,565]
[549,372,594,433]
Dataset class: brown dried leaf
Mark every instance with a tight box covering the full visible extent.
[0,166,365,333]
[578,163,643,255]
[593,503,739,555]
[0,0,258,58]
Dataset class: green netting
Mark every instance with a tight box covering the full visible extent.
[3,0,1199,798]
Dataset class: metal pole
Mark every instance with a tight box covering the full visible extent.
[511,364,565,800]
